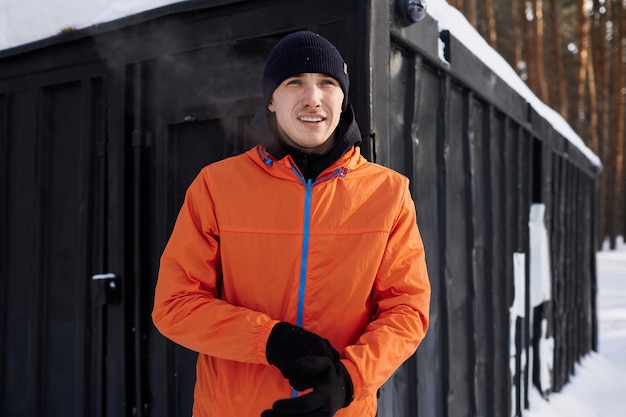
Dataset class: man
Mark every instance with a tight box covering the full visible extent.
[152,31,430,417]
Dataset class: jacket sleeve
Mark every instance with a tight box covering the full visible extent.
[152,168,278,364]
[342,182,431,400]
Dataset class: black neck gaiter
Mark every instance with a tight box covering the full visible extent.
[252,105,362,181]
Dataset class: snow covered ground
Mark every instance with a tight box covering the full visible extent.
[525,236,626,417]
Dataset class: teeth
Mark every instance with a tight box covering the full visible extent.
[300,116,324,122]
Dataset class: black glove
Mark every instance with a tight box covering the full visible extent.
[266,322,339,390]
[261,356,354,417]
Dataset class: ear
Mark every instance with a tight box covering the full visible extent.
[268,100,276,113]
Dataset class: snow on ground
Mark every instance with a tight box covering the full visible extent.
[525,236,626,417]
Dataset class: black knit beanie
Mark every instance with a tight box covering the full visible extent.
[263,31,350,111]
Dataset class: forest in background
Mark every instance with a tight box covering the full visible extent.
[447,0,625,249]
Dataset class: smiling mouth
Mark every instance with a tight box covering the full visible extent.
[299,116,325,123]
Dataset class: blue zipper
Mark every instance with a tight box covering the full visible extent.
[297,178,313,328]
[290,165,346,399]
[291,166,346,328]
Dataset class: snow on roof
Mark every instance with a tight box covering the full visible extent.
[0,0,183,51]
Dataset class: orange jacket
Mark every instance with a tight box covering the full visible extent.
[152,144,430,417]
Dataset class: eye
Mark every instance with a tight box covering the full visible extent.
[321,78,338,86]
[284,78,302,86]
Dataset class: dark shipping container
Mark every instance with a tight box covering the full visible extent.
[0,1,599,416]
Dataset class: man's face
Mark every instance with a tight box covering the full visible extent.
[268,73,344,154]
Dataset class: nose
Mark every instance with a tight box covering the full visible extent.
[302,84,322,107]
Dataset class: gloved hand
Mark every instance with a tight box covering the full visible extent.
[261,356,354,417]
[266,322,339,390]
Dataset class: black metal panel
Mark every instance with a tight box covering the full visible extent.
[564,162,577,381]
[2,89,40,417]
[489,111,512,416]
[102,64,132,417]
[550,154,566,390]
[387,45,413,177]
[467,95,490,417]
[0,93,6,416]
[383,40,446,417]
[505,121,523,416]
[519,129,532,411]
[41,81,90,415]
[87,77,108,417]
[444,82,474,417]
[547,156,598,394]
[365,0,392,166]
[575,173,591,354]
[411,62,445,417]
[378,42,414,417]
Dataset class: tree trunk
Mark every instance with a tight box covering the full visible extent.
[448,0,462,10]
[576,0,591,139]
[586,54,599,152]
[485,0,498,48]
[608,0,625,248]
[548,0,568,118]
[535,0,549,101]
[467,0,478,27]
[592,0,610,246]
[582,0,600,154]
[622,142,626,241]
[512,0,523,77]
[616,0,626,246]
[523,0,536,89]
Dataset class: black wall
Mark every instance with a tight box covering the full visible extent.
[0,1,599,416]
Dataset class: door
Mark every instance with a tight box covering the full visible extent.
[133,38,269,417]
